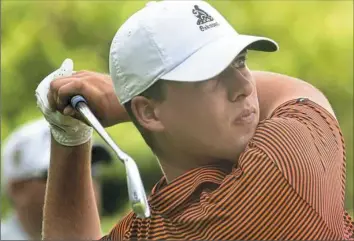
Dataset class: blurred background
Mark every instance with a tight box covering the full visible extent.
[1,0,353,234]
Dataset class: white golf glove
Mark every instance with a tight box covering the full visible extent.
[35,58,93,146]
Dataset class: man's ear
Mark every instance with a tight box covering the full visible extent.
[131,96,164,132]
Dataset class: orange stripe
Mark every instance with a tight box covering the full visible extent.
[183,150,270,239]
[234,181,290,240]
[204,159,276,238]
[216,174,286,240]
[259,188,304,240]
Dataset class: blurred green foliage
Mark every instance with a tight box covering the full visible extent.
[1,0,353,230]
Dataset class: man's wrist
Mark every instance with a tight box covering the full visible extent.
[50,123,93,147]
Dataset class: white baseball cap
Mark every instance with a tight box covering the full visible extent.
[1,118,113,188]
[2,118,51,185]
[110,0,278,104]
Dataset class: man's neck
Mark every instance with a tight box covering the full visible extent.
[158,160,189,183]
[155,150,220,184]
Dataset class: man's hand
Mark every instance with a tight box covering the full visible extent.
[36,59,93,146]
[48,69,130,127]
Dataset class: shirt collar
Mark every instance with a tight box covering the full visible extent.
[148,161,233,216]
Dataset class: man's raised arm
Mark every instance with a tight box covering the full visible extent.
[35,59,128,239]
[253,70,336,120]
[43,139,102,240]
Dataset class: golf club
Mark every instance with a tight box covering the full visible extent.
[70,95,151,219]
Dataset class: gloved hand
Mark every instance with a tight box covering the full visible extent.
[35,59,93,146]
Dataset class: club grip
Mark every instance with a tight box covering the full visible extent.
[71,95,87,109]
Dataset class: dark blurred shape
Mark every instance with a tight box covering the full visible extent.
[92,143,113,165]
[101,180,128,217]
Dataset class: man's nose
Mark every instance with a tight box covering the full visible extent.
[227,68,253,102]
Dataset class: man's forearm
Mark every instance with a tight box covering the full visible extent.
[42,137,102,240]
[253,71,335,120]
[103,73,131,124]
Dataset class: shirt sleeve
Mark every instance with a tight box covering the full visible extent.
[248,98,346,236]
[215,145,337,240]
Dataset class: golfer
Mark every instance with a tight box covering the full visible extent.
[1,118,112,240]
[35,1,354,240]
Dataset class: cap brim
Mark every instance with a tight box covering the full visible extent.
[160,34,278,82]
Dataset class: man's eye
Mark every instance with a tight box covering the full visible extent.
[232,57,247,68]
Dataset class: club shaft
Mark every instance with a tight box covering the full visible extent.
[75,102,129,164]
[72,98,151,218]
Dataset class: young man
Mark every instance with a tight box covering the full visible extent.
[35,1,354,240]
[0,118,112,240]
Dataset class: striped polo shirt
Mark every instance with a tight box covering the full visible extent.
[102,99,354,240]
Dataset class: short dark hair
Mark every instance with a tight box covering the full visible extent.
[123,80,166,152]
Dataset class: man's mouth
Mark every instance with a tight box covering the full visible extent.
[234,108,256,124]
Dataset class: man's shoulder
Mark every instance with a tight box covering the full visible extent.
[240,98,346,229]
[252,98,343,160]
[247,98,344,174]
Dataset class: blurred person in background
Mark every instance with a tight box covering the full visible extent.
[0,118,113,240]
